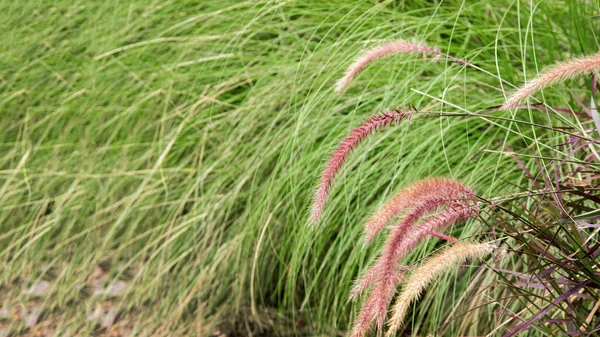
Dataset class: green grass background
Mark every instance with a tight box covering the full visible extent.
[1,0,599,336]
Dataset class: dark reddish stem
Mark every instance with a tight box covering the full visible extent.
[428,230,457,242]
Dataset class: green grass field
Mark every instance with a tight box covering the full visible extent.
[2,1,599,336]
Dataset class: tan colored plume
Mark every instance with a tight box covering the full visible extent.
[386,241,494,336]
[502,53,600,110]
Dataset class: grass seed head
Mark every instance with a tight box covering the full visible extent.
[364,178,473,243]
[386,241,494,336]
[502,53,600,109]
[348,180,478,337]
[310,107,415,226]
[336,40,439,94]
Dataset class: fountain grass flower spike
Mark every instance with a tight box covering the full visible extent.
[309,107,415,226]
[336,40,440,94]
[348,180,478,337]
[363,177,474,243]
[350,182,477,298]
[502,52,600,109]
[386,241,495,336]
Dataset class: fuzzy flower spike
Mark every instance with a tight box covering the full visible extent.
[386,241,494,336]
[336,40,440,94]
[502,52,600,109]
[348,180,478,337]
[351,181,476,299]
[309,107,415,225]
[363,177,473,243]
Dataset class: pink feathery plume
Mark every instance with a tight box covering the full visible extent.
[384,201,479,277]
[348,195,477,337]
[336,40,439,94]
[363,178,472,243]
[349,266,406,337]
[502,53,600,110]
[350,190,475,299]
[309,107,415,226]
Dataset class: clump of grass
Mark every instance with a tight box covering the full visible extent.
[5,1,600,336]
[481,57,600,334]
[314,20,600,337]
[485,144,600,335]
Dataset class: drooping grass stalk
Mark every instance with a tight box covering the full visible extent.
[349,203,478,337]
[336,41,439,94]
[363,178,473,243]
[352,182,475,298]
[349,266,407,337]
[349,180,477,337]
[354,201,474,296]
[386,241,495,336]
[502,53,600,109]
[336,39,524,97]
[310,107,414,225]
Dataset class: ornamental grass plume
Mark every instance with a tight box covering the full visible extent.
[350,199,477,300]
[363,178,473,243]
[502,52,600,109]
[348,180,478,337]
[336,40,440,94]
[309,107,415,225]
[386,241,495,336]
[351,186,476,298]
